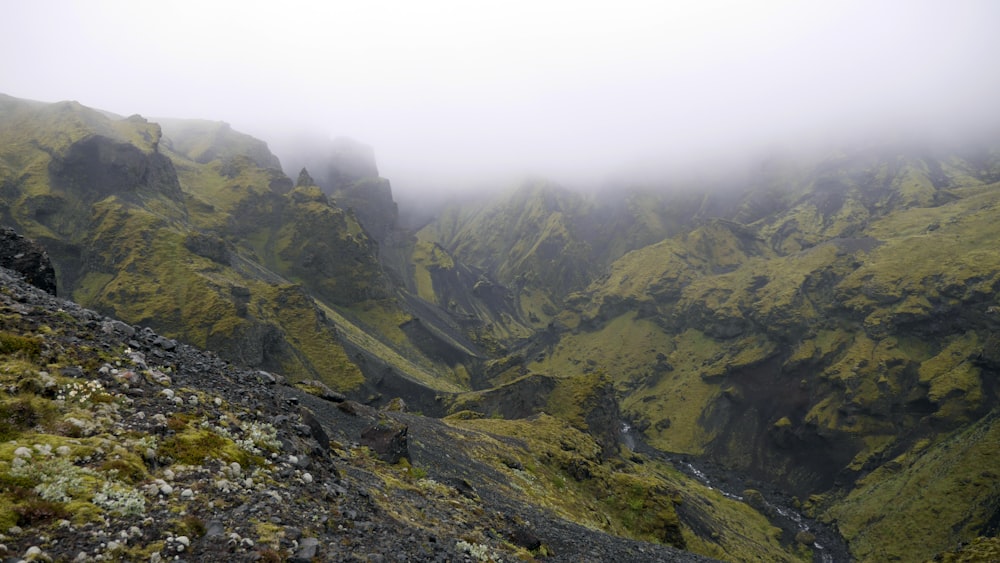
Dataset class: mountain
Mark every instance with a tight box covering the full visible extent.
[3,92,1000,561]
[0,94,477,407]
[417,143,1000,561]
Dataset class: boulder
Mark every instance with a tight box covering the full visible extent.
[360,419,409,464]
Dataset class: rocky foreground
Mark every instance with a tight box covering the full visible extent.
[0,264,716,562]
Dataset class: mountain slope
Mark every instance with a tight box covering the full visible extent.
[513,146,1000,559]
[0,95,474,401]
[410,139,1000,560]
[0,265,737,562]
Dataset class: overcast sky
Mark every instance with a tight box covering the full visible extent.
[4,0,1000,193]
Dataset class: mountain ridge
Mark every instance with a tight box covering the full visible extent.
[3,92,1000,561]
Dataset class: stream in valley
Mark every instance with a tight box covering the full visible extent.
[622,424,852,562]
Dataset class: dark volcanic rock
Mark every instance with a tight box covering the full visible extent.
[360,419,409,463]
[298,406,331,453]
[49,134,183,203]
[296,167,316,188]
[0,227,57,294]
[183,232,231,265]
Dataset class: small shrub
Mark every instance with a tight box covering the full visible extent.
[14,496,68,525]
[0,332,41,358]
[455,540,493,562]
[257,547,283,563]
[160,430,230,465]
[10,457,92,503]
[166,415,189,432]
[99,458,147,484]
[173,514,207,538]
[0,397,38,440]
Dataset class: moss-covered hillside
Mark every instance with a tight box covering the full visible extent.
[0,95,470,398]
[416,144,1000,560]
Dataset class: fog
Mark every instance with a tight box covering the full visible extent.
[4,0,1000,195]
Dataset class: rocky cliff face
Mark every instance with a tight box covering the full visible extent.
[282,136,398,241]
[0,227,56,294]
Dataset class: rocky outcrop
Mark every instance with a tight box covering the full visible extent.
[0,227,57,294]
[360,418,409,463]
[445,371,623,460]
[282,137,398,241]
[332,176,398,242]
[295,167,315,188]
[183,232,231,265]
[228,186,391,306]
[49,134,183,203]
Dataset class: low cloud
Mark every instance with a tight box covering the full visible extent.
[5,0,999,195]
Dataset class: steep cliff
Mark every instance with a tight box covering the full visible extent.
[0,96,447,398]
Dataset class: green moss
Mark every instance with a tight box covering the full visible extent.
[0,395,53,441]
[98,457,147,485]
[265,288,364,391]
[411,240,455,303]
[172,514,208,538]
[545,371,609,433]
[824,411,1000,561]
[159,427,259,467]
[254,520,286,549]
[934,536,1000,562]
[602,472,684,547]
[918,335,983,416]
[773,416,793,429]
[0,331,41,358]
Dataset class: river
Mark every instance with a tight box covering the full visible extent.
[621,423,853,562]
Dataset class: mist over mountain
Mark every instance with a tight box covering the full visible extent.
[6,1,1000,197]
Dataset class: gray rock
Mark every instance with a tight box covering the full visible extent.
[204,520,225,538]
[299,408,330,452]
[302,379,346,402]
[337,400,377,418]
[360,419,409,464]
[289,537,319,562]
